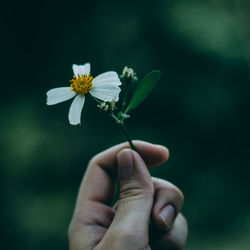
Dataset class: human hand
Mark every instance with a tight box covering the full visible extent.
[68,141,187,250]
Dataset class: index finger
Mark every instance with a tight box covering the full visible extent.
[76,140,169,207]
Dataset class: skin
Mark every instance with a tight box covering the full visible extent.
[68,141,188,250]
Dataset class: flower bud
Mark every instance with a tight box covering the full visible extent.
[122,66,137,82]
[97,99,116,112]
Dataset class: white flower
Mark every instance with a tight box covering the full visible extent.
[47,63,121,125]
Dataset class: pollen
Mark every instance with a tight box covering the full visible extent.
[70,74,93,94]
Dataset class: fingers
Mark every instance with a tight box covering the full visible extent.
[115,149,153,228]
[96,149,154,249]
[77,141,169,207]
[150,177,187,249]
[92,140,169,170]
[151,213,188,250]
[70,141,169,249]
[152,177,184,231]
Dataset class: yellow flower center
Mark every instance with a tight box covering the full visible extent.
[70,74,93,94]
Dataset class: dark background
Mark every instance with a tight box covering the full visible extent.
[1,0,250,249]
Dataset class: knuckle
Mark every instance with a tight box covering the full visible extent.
[153,177,184,202]
[173,186,184,204]
[110,228,145,245]
[88,154,99,166]
[120,182,153,202]
[164,183,184,205]
[168,186,184,210]
[119,229,137,240]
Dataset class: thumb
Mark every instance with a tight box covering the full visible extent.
[109,149,154,243]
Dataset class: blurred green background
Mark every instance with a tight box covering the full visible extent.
[1,0,250,249]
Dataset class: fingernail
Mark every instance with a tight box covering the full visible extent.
[117,149,134,179]
[159,204,176,230]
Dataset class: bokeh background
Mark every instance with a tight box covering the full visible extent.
[1,0,250,249]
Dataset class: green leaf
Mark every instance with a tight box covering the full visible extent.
[125,70,161,113]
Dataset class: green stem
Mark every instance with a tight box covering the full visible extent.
[118,123,136,151]
[91,93,136,151]
[110,114,136,151]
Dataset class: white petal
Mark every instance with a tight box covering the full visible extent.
[47,87,76,105]
[68,94,85,125]
[73,63,91,77]
[93,79,121,87]
[93,71,121,86]
[92,84,121,91]
[90,86,121,102]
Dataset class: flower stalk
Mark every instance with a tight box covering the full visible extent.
[118,122,136,151]
[110,113,136,151]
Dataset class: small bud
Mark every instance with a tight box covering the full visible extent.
[122,66,136,82]
[97,99,116,112]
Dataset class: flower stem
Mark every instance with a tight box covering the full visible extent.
[92,93,136,151]
[110,114,136,151]
[118,122,136,151]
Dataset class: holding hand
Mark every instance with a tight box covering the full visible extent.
[68,141,187,250]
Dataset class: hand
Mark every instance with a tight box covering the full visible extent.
[68,141,188,250]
